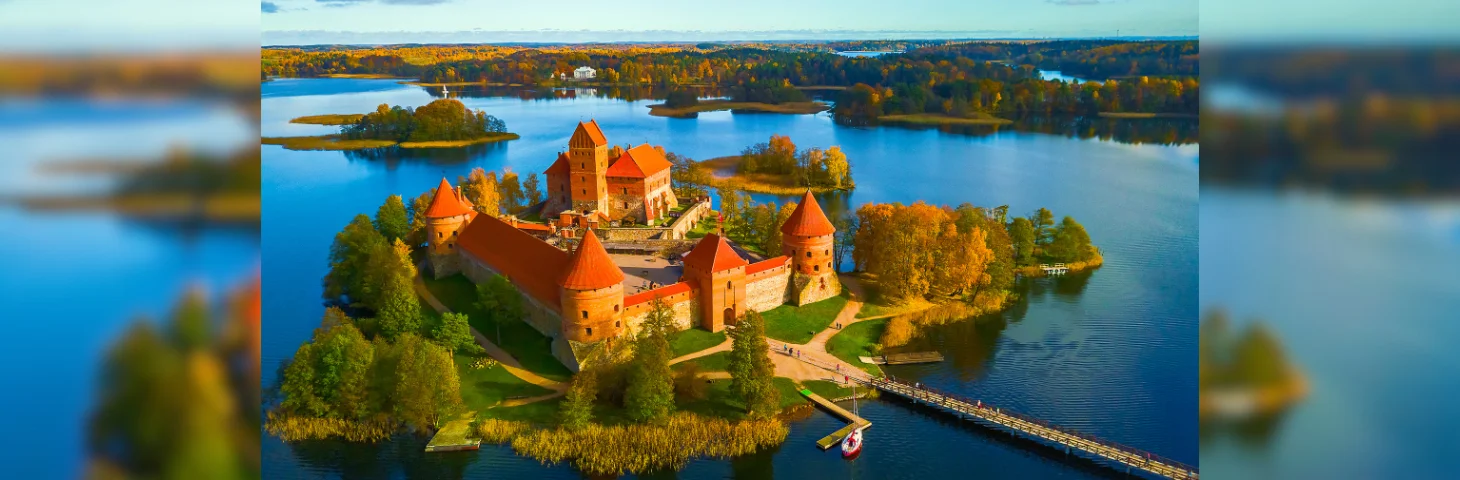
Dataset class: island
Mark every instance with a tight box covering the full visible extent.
[266,120,1108,476]
[668,134,854,195]
[1198,311,1308,422]
[16,146,261,223]
[263,98,519,151]
[647,85,830,118]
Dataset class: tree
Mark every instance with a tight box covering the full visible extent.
[559,371,597,430]
[727,311,778,419]
[1032,208,1055,246]
[375,268,421,338]
[832,211,858,272]
[498,169,524,213]
[824,146,852,189]
[475,274,523,344]
[625,298,675,423]
[523,172,542,207]
[324,214,389,306]
[406,189,434,247]
[374,195,410,243]
[1046,216,1093,262]
[459,167,500,216]
[390,333,463,430]
[432,312,484,355]
[1009,217,1036,262]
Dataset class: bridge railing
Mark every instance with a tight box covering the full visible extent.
[866,376,1198,478]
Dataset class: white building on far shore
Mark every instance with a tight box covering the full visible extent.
[573,66,596,80]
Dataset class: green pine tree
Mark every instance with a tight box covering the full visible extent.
[624,298,676,423]
[727,311,778,419]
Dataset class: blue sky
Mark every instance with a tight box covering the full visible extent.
[261,0,1199,44]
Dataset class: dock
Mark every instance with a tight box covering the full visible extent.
[1039,263,1069,275]
[859,351,945,365]
[798,387,870,450]
[424,418,480,453]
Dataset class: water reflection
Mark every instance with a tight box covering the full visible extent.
[342,141,510,167]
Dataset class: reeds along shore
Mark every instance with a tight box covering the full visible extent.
[264,411,398,442]
[479,414,788,476]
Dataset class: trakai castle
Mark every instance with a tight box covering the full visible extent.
[422,121,841,370]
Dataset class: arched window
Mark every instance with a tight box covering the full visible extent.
[614,304,620,312]
[615,320,621,328]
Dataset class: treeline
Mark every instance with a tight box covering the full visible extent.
[713,190,797,257]
[444,166,543,217]
[912,40,1199,80]
[834,75,1199,125]
[726,80,808,104]
[850,203,1097,304]
[342,99,507,143]
[737,135,854,190]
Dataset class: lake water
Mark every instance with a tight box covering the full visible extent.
[260,78,1198,479]
[0,99,259,479]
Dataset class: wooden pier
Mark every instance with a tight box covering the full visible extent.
[858,377,1198,479]
[425,418,480,453]
[798,387,870,450]
[1039,263,1069,275]
[860,351,945,365]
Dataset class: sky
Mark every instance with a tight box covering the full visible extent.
[259,0,1200,45]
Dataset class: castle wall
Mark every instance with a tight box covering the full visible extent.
[561,283,625,343]
[459,249,563,340]
[662,199,711,240]
[791,271,841,306]
[744,264,792,313]
[606,192,647,223]
[621,289,699,336]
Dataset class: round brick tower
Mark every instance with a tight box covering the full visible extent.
[781,190,840,305]
[423,178,476,278]
[558,229,625,343]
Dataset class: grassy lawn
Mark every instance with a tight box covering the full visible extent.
[762,296,849,344]
[802,379,855,399]
[667,328,726,358]
[826,319,886,376]
[674,377,807,421]
[477,397,563,425]
[672,350,730,372]
[685,215,719,239]
[455,353,554,413]
[423,274,573,382]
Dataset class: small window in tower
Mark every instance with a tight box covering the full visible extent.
[438,232,443,239]
[806,251,812,258]
[586,327,592,336]
[726,281,732,289]
[448,243,453,249]
[453,230,458,236]
[614,304,620,312]
[824,249,829,255]
[581,310,588,319]
[814,265,820,272]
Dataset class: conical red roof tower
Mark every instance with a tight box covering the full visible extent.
[424,177,475,218]
[558,229,624,290]
[780,190,836,237]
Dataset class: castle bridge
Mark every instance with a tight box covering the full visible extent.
[775,349,1198,480]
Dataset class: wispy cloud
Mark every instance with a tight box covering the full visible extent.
[1048,0,1103,5]
[262,1,280,13]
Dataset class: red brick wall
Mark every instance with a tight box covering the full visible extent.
[560,283,625,343]
[783,233,836,275]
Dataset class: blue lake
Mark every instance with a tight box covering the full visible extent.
[261,78,1198,478]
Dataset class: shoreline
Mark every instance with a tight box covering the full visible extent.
[648,100,830,118]
[700,155,851,195]
[1098,112,1198,119]
[878,113,1014,126]
[289,113,364,126]
[261,133,520,151]
[1013,251,1104,278]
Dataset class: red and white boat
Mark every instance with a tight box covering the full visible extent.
[840,428,863,458]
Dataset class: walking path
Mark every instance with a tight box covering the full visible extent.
[668,337,732,365]
[414,263,567,394]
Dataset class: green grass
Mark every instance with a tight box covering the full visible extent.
[802,379,855,399]
[826,319,886,376]
[672,351,730,372]
[685,215,718,239]
[423,274,573,382]
[477,397,563,425]
[667,328,726,358]
[674,376,808,421]
[761,296,849,344]
[456,353,554,413]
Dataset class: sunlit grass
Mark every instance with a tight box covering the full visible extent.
[423,274,572,382]
[826,319,886,376]
[456,353,554,412]
[761,296,848,344]
[667,328,725,358]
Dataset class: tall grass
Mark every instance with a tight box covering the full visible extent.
[264,411,397,442]
[509,413,787,475]
[475,418,533,444]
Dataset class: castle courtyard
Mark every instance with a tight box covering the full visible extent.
[611,253,683,295]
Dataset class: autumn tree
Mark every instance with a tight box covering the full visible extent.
[498,169,524,213]
[390,333,463,430]
[824,146,852,189]
[406,189,434,246]
[1046,216,1093,262]
[559,370,597,430]
[523,172,542,207]
[459,167,500,216]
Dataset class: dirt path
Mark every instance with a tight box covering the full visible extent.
[668,336,733,365]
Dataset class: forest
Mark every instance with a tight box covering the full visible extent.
[341,98,508,143]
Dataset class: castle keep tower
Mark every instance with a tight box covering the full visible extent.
[423,178,476,278]
[567,120,609,214]
[558,229,625,343]
[681,233,749,332]
[781,191,840,305]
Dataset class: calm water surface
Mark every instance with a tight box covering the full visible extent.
[261,78,1197,479]
[0,100,258,478]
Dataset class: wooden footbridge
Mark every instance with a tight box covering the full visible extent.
[777,350,1197,479]
[855,376,1198,479]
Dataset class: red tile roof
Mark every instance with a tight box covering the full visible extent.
[606,144,672,179]
[780,190,836,237]
[623,281,694,307]
[571,120,608,146]
[745,256,789,275]
[514,222,553,232]
[682,233,748,273]
[558,229,625,290]
[457,213,569,307]
[544,152,569,176]
[424,178,475,218]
